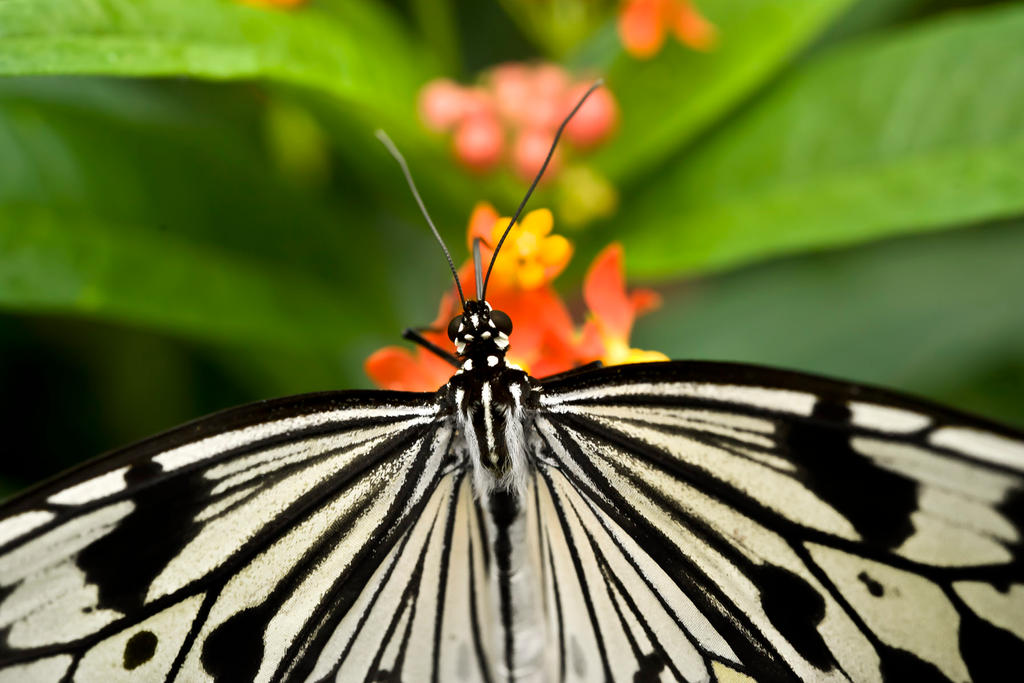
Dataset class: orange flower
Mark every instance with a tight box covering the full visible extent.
[618,0,717,59]
[578,244,668,365]
[365,208,664,390]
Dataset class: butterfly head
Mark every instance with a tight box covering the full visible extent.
[376,81,603,379]
[447,299,512,369]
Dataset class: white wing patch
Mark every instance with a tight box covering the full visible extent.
[848,402,931,433]
[0,655,72,683]
[896,508,1013,567]
[3,562,122,650]
[930,426,1024,470]
[0,510,55,548]
[47,467,130,506]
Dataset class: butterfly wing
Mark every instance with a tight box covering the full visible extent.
[533,361,1024,682]
[0,390,458,682]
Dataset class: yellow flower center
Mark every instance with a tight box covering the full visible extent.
[489,208,572,290]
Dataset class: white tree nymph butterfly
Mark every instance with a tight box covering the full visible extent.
[0,84,1021,683]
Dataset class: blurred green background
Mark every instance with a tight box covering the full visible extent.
[1,0,1022,497]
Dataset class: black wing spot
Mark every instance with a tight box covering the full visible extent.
[123,630,158,670]
[754,564,834,671]
[857,571,885,597]
[633,652,665,682]
[125,458,164,486]
[202,605,267,681]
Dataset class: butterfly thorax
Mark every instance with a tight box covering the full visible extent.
[446,299,534,500]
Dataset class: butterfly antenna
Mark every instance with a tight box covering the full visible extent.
[375,129,466,307]
[473,238,485,300]
[482,78,604,299]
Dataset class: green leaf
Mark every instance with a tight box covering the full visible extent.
[810,0,928,47]
[0,0,489,226]
[635,218,1024,428]
[622,5,1024,278]
[583,0,856,183]
[0,205,380,351]
[0,78,393,349]
[0,0,431,133]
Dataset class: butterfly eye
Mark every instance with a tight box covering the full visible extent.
[490,310,513,335]
[447,315,464,341]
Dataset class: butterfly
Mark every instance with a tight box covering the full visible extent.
[1,85,1022,683]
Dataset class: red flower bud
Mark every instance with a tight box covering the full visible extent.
[453,115,504,172]
[564,83,618,148]
[533,64,570,99]
[419,79,467,132]
[513,128,560,182]
[492,63,533,125]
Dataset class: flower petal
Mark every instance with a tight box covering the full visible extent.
[518,262,546,290]
[630,287,662,316]
[467,202,500,251]
[365,347,450,392]
[497,287,575,352]
[672,1,717,51]
[624,348,670,363]
[618,0,669,59]
[539,234,572,267]
[583,242,634,338]
[522,208,554,237]
[575,320,607,363]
